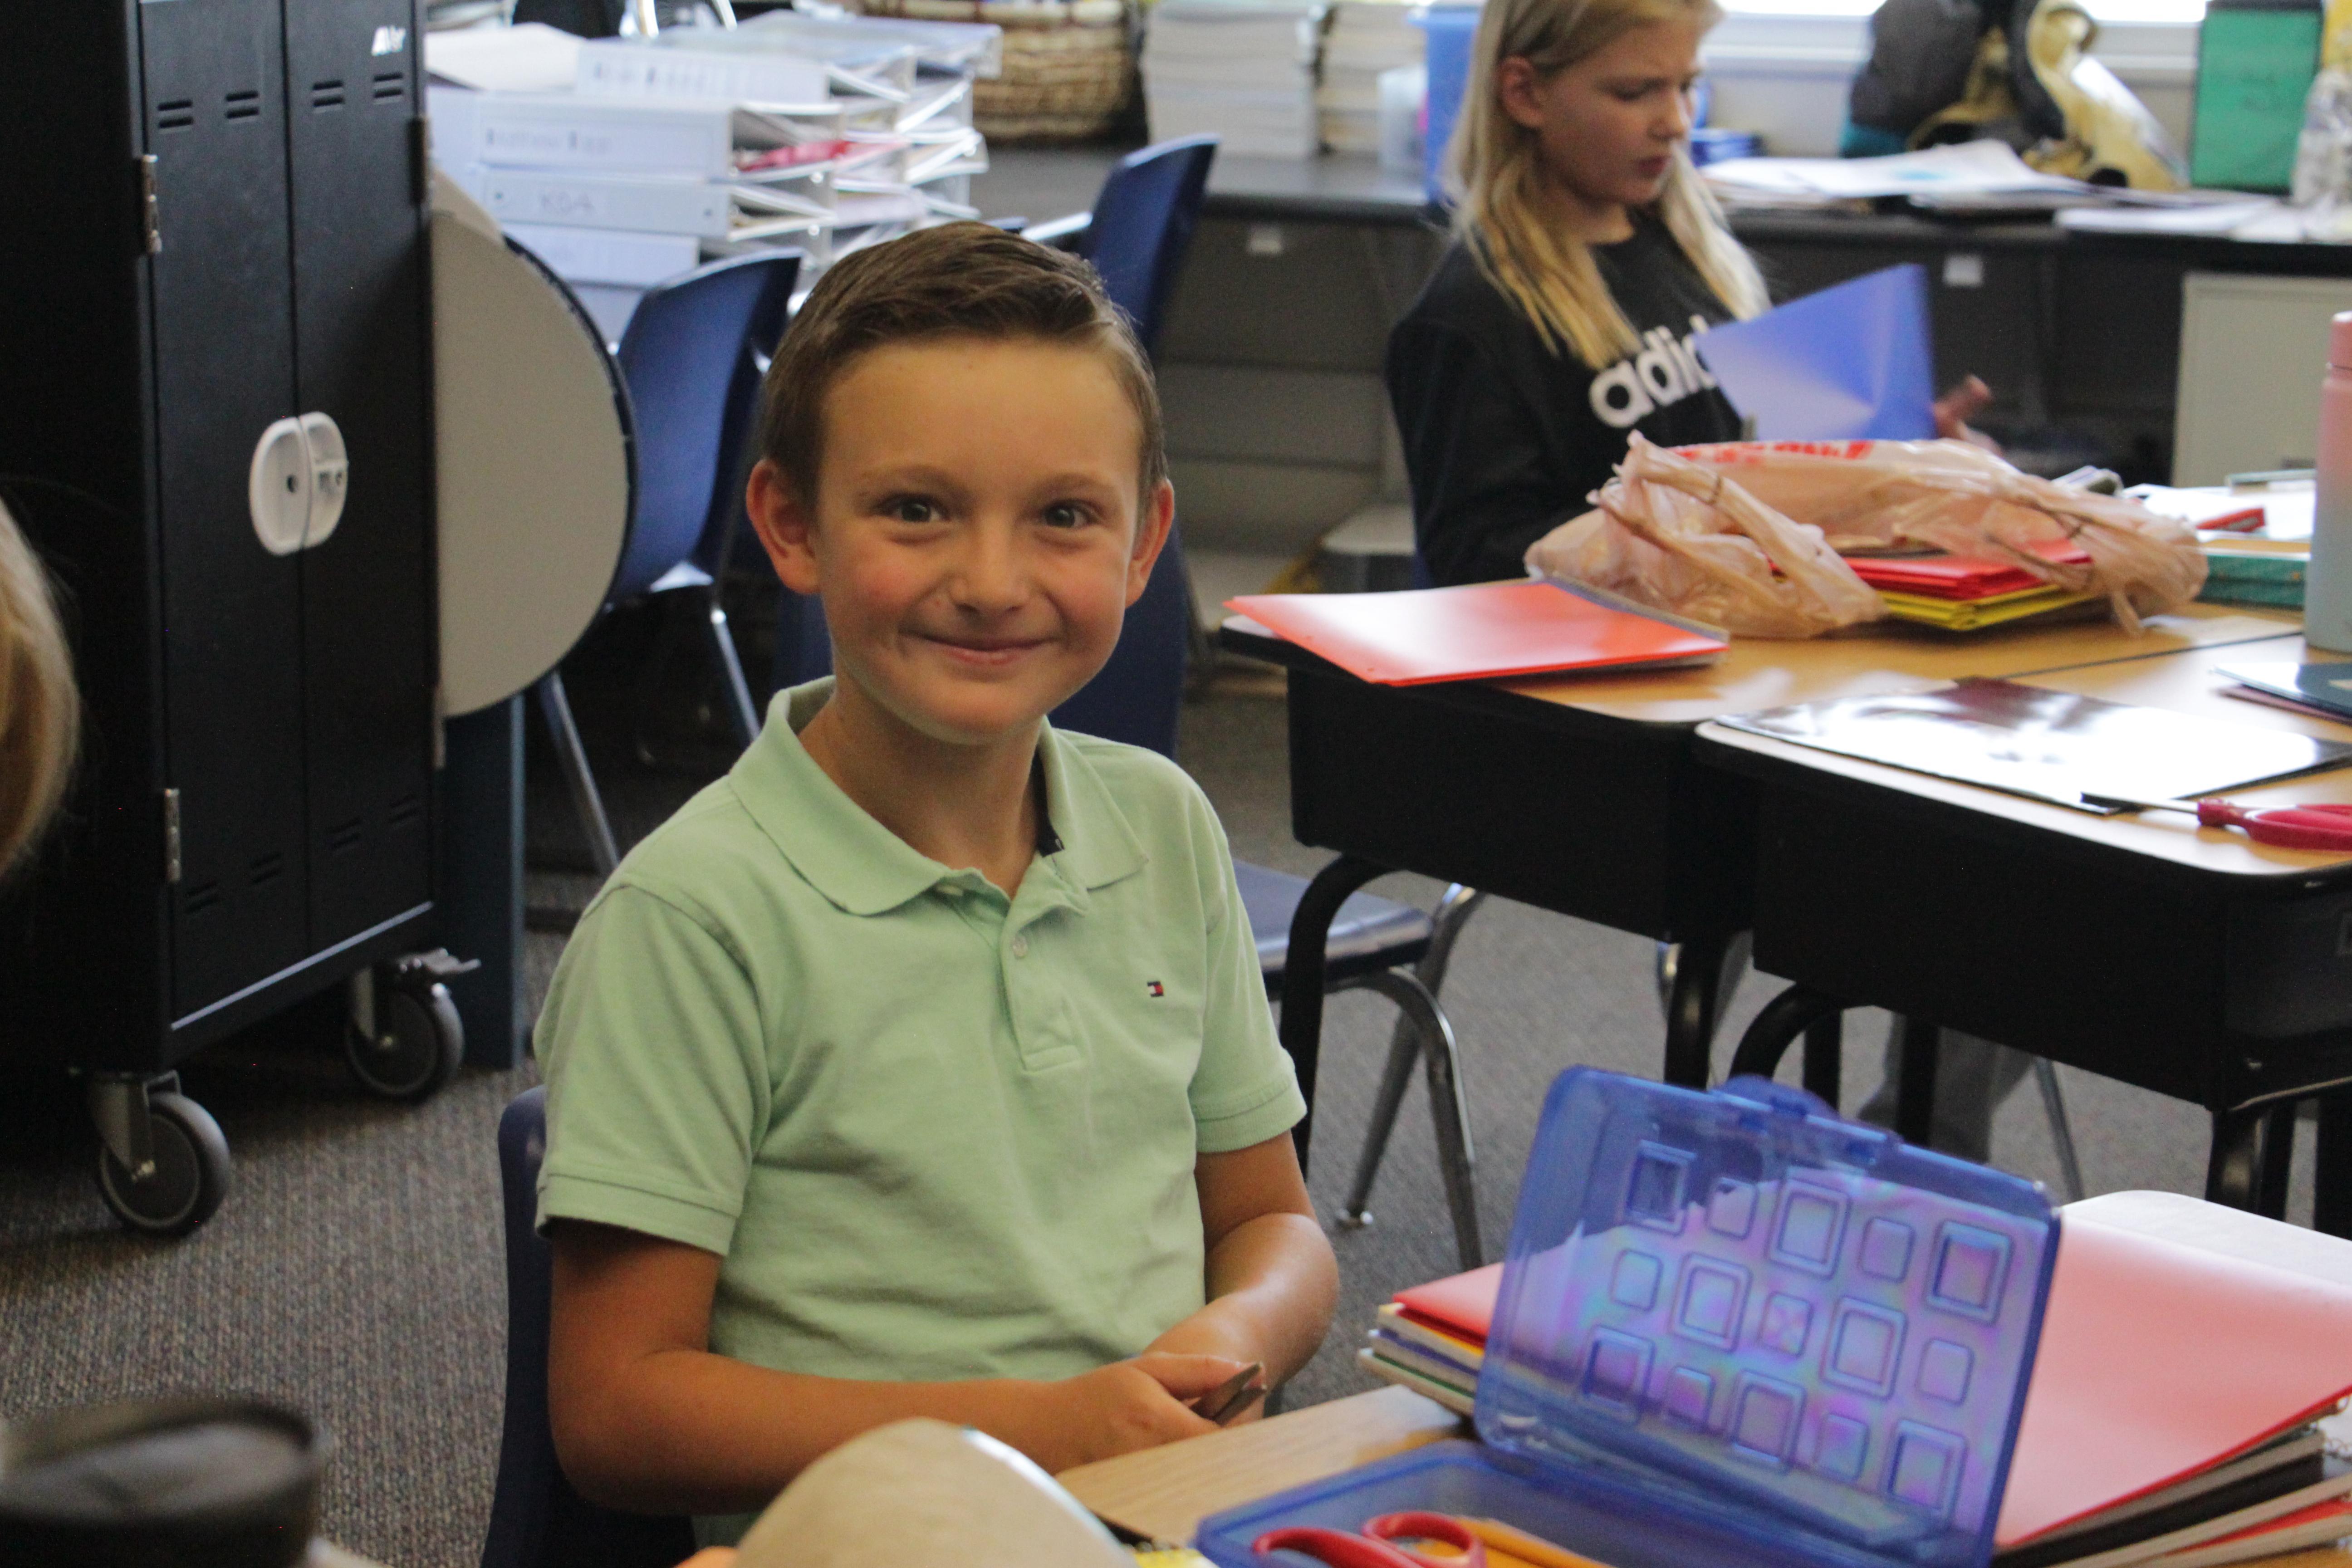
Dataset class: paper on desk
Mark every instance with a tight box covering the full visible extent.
[2128,482,2314,543]
[1998,1192,2352,1546]
[424,22,583,93]
[1703,141,2089,203]
[1717,677,2352,811]
[1693,264,1936,441]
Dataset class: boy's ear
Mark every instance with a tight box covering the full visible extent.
[747,458,823,597]
[1125,480,1176,608]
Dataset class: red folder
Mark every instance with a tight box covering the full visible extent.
[1392,1263,1504,1343]
[1225,582,1725,686]
[1843,540,2093,601]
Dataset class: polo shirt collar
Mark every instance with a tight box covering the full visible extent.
[732,679,1147,917]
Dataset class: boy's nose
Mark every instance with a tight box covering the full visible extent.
[948,521,1027,610]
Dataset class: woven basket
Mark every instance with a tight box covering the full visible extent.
[857,0,1134,142]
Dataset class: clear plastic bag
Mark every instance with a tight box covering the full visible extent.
[1525,434,2207,638]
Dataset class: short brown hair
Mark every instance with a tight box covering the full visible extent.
[757,222,1166,511]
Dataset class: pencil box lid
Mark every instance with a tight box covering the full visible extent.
[1205,1069,2058,1568]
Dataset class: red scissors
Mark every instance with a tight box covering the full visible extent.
[2080,792,2352,851]
[1254,1511,1489,1567]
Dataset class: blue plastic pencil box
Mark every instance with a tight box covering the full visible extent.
[1199,1069,2059,1568]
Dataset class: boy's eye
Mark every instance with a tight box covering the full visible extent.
[886,497,940,524]
[1041,502,1089,529]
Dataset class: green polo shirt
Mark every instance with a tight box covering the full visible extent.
[534,677,1304,1397]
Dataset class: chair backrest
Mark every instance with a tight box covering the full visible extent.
[482,1088,697,1568]
[694,253,800,580]
[1079,136,1218,358]
[1047,520,1191,760]
[610,251,801,603]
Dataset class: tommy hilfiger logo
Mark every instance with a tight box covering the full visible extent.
[1146,980,1165,998]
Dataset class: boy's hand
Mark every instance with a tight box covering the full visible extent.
[1054,1353,1244,1467]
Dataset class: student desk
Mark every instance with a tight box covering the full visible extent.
[1220,603,2297,1163]
[1056,1387,2352,1565]
[1699,633,2352,1230]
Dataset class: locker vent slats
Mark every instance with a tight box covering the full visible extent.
[156,98,195,132]
[372,71,406,103]
[386,793,422,829]
[184,882,222,915]
[249,851,284,887]
[225,88,260,121]
[311,78,345,110]
[328,817,364,853]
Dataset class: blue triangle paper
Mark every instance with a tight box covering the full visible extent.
[1693,263,1936,441]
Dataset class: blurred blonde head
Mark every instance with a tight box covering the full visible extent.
[1446,0,1769,369]
[0,499,78,875]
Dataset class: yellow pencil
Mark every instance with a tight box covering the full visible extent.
[1458,1517,1616,1568]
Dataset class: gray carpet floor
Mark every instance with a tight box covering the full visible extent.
[0,632,2313,1568]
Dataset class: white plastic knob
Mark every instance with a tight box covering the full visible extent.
[246,412,350,555]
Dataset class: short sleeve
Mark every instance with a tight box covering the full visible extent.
[533,884,773,1255]
[1183,797,1306,1154]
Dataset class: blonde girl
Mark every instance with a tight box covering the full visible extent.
[1385,0,1771,585]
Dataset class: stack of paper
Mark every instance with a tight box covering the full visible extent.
[1361,1194,2352,1568]
[1142,0,1326,160]
[1315,1,1420,155]
[1703,141,2097,212]
[1842,538,2102,632]
[426,20,995,336]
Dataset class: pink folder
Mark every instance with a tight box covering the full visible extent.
[1996,1191,2352,1547]
[1225,582,1725,687]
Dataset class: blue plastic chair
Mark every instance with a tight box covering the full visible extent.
[535,250,800,876]
[482,1088,697,1568]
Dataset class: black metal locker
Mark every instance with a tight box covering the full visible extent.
[0,0,465,1235]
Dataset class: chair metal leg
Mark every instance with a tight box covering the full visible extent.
[2208,1103,2285,1214]
[1894,1017,1940,1147]
[1346,968,1482,1271]
[1342,886,1493,1227]
[2318,1094,2352,1238]
[1277,854,1387,1174]
[696,583,761,749]
[2032,1058,2087,1203]
[1336,1010,1422,1233]
[1728,984,1848,1083]
[535,671,619,878]
[1802,1014,1843,1109]
[1659,930,1752,1088]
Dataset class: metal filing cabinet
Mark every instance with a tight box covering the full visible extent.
[0,0,468,1233]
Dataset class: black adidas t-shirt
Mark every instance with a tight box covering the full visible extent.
[1385,216,1744,586]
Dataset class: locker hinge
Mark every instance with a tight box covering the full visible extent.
[162,788,181,884]
[409,116,430,209]
[137,154,161,256]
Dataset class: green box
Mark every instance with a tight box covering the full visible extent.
[2192,0,2323,192]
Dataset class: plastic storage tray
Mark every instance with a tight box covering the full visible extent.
[1200,1070,2058,1568]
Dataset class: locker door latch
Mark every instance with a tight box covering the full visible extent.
[247,412,349,555]
[162,788,181,885]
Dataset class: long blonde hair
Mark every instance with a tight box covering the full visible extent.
[0,498,78,876]
[1446,0,1770,370]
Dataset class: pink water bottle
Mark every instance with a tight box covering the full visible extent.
[2310,311,2352,651]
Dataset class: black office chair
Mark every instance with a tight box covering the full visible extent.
[482,1088,697,1568]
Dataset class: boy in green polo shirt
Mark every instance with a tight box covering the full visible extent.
[533,223,1338,1540]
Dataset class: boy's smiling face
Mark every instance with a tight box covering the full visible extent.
[753,334,1173,750]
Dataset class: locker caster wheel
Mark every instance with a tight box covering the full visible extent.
[346,965,464,1103]
[97,1092,230,1237]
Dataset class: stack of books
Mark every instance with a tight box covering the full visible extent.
[1842,539,2101,632]
[1142,0,1326,160]
[2129,479,2313,611]
[1315,1,1421,155]
[1361,1193,2352,1568]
